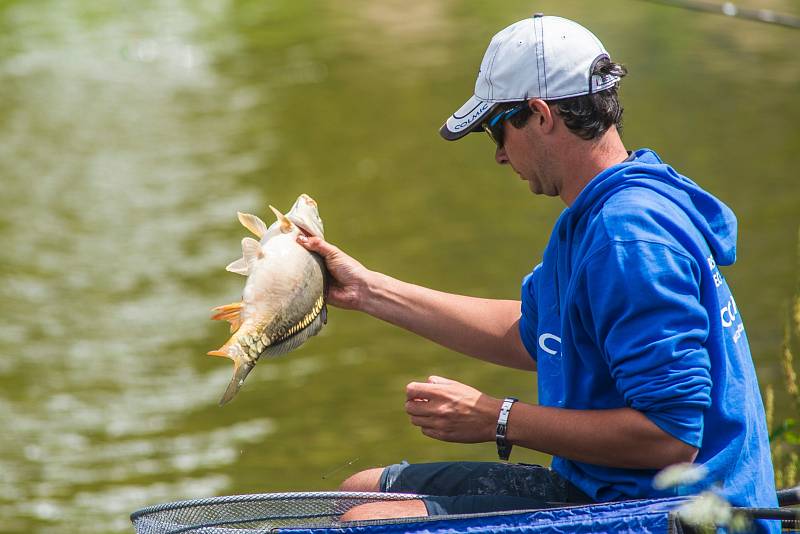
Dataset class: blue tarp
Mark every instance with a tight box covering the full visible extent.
[280,496,687,534]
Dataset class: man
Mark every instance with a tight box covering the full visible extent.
[297,13,777,525]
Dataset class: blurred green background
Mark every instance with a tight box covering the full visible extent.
[0,0,798,531]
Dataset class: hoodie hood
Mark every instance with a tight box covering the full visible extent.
[568,148,737,266]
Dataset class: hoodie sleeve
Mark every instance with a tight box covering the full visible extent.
[519,264,542,361]
[579,240,713,448]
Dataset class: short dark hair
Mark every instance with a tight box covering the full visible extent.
[507,58,628,140]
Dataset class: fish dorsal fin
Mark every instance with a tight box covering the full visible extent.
[242,237,264,265]
[211,301,245,333]
[219,358,255,406]
[269,205,294,233]
[237,212,268,239]
[225,257,249,276]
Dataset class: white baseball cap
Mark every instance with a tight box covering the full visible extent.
[440,14,620,141]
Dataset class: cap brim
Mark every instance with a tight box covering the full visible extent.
[439,96,497,141]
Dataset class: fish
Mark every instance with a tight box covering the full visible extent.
[208,193,327,405]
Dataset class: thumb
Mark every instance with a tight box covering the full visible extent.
[297,235,338,258]
[427,375,456,385]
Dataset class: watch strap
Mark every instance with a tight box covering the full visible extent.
[496,397,518,461]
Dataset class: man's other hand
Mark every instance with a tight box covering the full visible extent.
[405,376,503,443]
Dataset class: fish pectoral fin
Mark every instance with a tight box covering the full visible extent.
[219,359,255,406]
[242,237,264,265]
[269,205,293,233]
[237,212,268,239]
[211,301,243,316]
[225,257,250,276]
[211,302,245,333]
[207,348,229,358]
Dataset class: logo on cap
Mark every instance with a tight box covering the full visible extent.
[453,101,490,131]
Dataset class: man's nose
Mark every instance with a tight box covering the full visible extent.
[495,146,508,165]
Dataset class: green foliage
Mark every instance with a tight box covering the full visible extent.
[767,227,800,490]
[770,418,800,445]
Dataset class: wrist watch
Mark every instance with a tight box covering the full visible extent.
[496,397,518,461]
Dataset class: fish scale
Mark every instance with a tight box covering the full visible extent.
[208,194,328,405]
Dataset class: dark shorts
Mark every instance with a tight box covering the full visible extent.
[379,461,593,516]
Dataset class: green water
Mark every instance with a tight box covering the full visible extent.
[0,1,798,531]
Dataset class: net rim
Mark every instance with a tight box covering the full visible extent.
[130,491,424,522]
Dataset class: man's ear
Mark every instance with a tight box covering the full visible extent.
[528,98,555,133]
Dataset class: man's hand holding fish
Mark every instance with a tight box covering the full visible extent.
[295,234,371,311]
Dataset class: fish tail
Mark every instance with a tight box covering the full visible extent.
[208,336,256,406]
[219,358,255,406]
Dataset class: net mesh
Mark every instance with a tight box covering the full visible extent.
[130,492,424,533]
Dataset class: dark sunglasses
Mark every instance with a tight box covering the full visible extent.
[482,103,527,148]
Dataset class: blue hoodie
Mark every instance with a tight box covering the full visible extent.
[519,149,777,512]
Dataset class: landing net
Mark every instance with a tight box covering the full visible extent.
[130,491,422,533]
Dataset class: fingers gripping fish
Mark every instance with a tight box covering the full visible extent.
[209,194,327,405]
